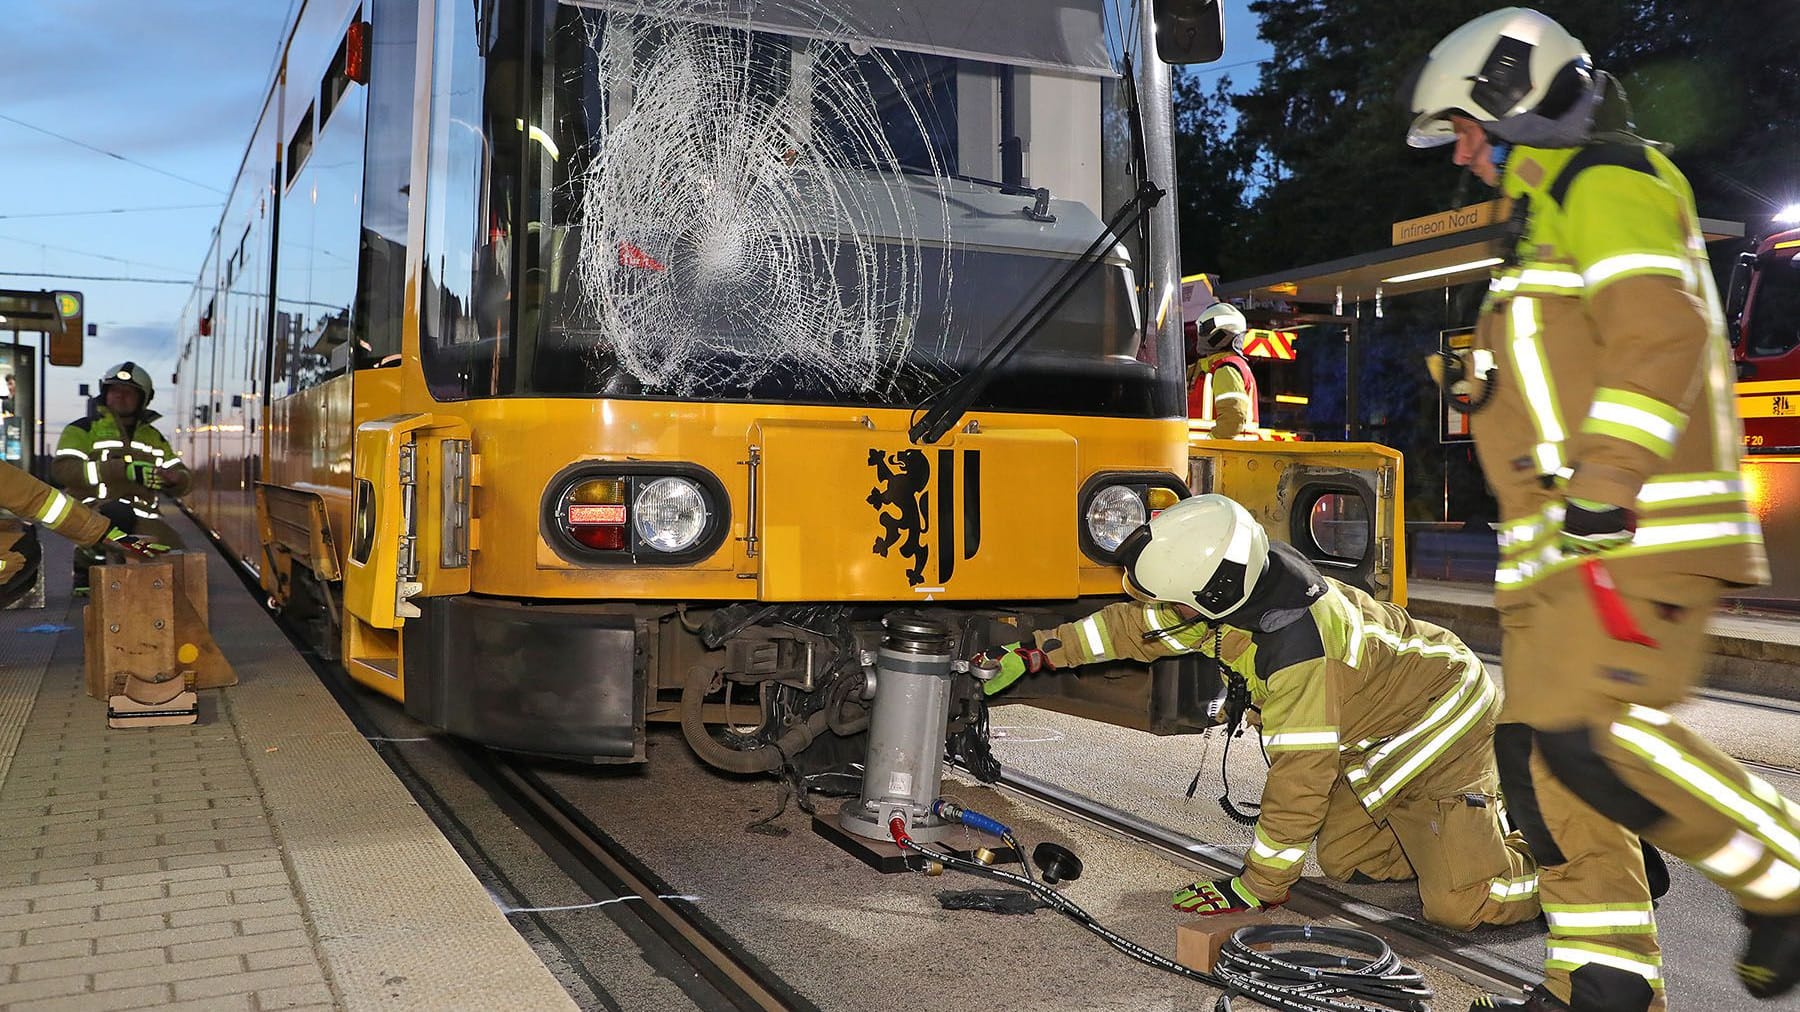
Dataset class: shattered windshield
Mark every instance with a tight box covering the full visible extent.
[422,0,1177,417]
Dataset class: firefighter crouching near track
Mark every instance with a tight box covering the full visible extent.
[1407,9,1800,1009]
[50,362,190,592]
[0,459,170,609]
[1188,302,1260,440]
[979,494,1542,933]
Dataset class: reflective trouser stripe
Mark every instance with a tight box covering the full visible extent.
[1544,902,1656,936]
[1612,708,1800,878]
[1546,942,1664,986]
[1698,831,1766,878]
[1248,826,1306,869]
[1489,874,1540,902]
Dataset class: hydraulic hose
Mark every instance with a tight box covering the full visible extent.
[680,665,830,774]
[895,808,1432,1012]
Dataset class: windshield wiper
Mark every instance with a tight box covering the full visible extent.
[906,177,1166,445]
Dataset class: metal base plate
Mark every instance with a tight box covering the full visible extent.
[814,808,1022,876]
[837,798,954,845]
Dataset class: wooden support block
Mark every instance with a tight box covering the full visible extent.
[85,560,176,700]
[1176,912,1273,974]
[108,687,198,728]
[84,554,236,702]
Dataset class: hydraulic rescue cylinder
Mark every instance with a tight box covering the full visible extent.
[839,614,957,844]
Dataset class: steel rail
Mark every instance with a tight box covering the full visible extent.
[475,757,813,1012]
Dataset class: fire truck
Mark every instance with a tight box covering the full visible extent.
[1727,225,1800,602]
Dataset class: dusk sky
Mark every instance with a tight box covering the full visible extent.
[0,0,1267,441]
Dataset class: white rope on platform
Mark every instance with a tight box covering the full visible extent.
[363,736,433,742]
[501,894,701,914]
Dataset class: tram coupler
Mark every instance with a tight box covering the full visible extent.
[836,613,960,844]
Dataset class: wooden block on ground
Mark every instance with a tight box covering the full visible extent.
[86,560,176,700]
[1176,911,1273,974]
[108,689,199,728]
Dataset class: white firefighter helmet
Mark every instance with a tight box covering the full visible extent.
[1405,8,1603,149]
[1118,494,1269,620]
[100,362,154,407]
[1193,302,1248,353]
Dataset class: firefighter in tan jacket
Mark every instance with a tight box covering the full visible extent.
[981,494,1541,932]
[1408,10,1799,1009]
[0,459,168,608]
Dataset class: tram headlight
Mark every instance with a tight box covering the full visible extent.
[1077,472,1190,563]
[1085,485,1148,553]
[634,477,710,553]
[544,464,729,565]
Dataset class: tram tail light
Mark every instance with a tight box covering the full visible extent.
[544,466,729,564]
[562,478,628,551]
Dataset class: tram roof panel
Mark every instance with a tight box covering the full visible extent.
[560,0,1115,76]
[1219,216,1745,306]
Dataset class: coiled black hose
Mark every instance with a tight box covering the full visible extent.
[888,818,1432,1012]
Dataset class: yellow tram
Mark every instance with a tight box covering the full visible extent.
[173,0,1402,768]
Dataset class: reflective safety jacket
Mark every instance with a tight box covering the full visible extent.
[51,404,191,520]
[1029,544,1493,902]
[0,459,112,575]
[1472,143,1767,594]
[1188,351,1260,440]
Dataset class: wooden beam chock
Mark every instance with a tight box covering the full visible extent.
[84,553,236,729]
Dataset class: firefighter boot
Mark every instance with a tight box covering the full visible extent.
[1470,985,1571,1011]
[1738,910,1800,999]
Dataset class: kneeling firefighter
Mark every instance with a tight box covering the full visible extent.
[0,459,169,608]
[981,494,1544,932]
[50,362,189,591]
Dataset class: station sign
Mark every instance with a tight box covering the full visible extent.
[1393,200,1510,246]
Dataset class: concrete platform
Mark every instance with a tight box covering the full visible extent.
[1408,577,1800,700]
[0,516,576,1011]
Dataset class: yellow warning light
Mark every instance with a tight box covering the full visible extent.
[1146,487,1180,511]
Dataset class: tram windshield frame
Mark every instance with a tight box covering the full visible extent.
[413,0,1182,418]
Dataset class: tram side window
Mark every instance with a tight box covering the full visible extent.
[276,20,373,395]
[352,0,418,370]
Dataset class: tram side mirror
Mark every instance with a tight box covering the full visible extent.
[1724,251,1755,345]
[1152,0,1225,65]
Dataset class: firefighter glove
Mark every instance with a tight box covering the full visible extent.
[1559,498,1634,555]
[105,529,171,558]
[123,460,164,490]
[975,642,1051,696]
[1171,876,1273,916]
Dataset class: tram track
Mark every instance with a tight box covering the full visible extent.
[191,512,811,1012]
[472,756,813,1012]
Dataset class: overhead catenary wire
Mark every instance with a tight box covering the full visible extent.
[0,113,228,196]
[0,203,218,221]
[0,271,190,286]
